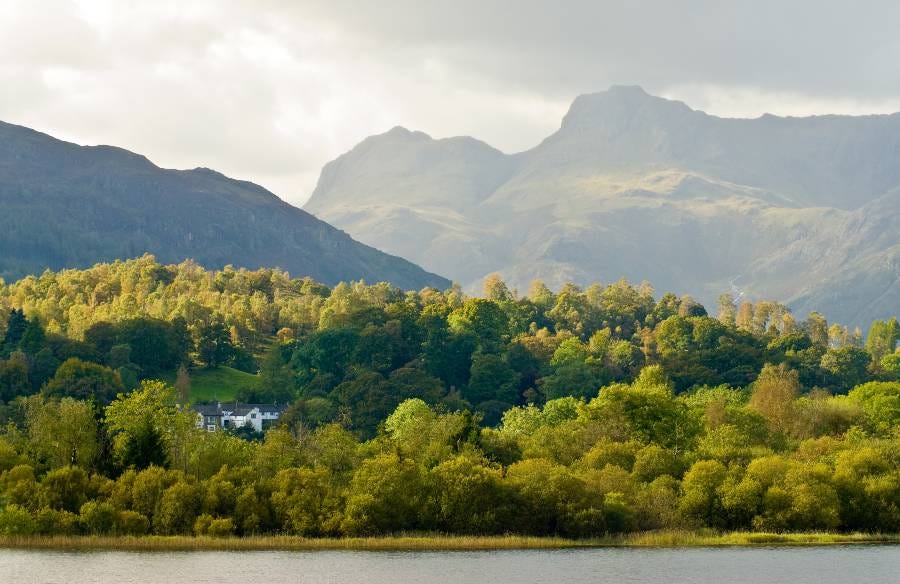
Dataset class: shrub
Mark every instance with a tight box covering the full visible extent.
[156,482,202,535]
[117,510,150,535]
[33,508,79,535]
[207,518,235,537]
[0,504,35,535]
[79,501,118,535]
[194,513,234,537]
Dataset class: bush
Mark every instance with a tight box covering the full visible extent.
[194,513,234,537]
[207,518,235,537]
[193,513,214,535]
[33,507,79,535]
[156,482,202,534]
[117,510,150,535]
[0,504,35,535]
[79,501,118,535]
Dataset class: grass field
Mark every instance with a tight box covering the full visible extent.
[161,366,257,403]
[1,531,897,552]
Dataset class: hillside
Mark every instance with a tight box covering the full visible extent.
[305,86,900,327]
[0,121,449,290]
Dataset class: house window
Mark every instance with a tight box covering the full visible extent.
[206,425,216,432]
[250,413,257,419]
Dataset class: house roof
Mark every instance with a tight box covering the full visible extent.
[195,404,222,416]
[192,402,286,417]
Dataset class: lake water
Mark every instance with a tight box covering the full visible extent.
[1,546,898,584]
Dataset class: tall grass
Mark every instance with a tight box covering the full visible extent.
[0,531,897,552]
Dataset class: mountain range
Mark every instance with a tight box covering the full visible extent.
[305,86,900,327]
[0,120,448,290]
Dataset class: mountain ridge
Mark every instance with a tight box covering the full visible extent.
[0,120,450,290]
[305,86,900,327]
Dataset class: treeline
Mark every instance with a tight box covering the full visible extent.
[0,369,898,537]
[1,256,898,436]
[0,256,898,537]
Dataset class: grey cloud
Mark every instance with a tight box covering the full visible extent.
[2,0,899,206]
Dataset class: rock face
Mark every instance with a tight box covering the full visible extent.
[305,85,900,326]
[0,120,450,290]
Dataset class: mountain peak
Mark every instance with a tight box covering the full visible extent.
[560,86,694,131]
[382,126,432,141]
[605,84,651,97]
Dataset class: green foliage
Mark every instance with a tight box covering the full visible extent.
[121,418,169,471]
[820,346,872,392]
[848,382,900,434]
[0,352,30,402]
[0,504,35,535]
[25,398,99,469]
[80,501,118,535]
[341,454,429,535]
[43,358,123,403]
[865,318,899,362]
[882,353,900,380]
[197,317,234,369]
[0,261,898,538]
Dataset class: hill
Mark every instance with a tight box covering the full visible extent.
[304,86,900,327]
[0,120,449,290]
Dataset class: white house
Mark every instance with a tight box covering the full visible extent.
[194,402,285,433]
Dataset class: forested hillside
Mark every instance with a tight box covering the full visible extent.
[0,120,448,290]
[0,257,898,537]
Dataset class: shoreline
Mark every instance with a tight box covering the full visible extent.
[0,531,897,552]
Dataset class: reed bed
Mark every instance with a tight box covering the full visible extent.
[0,531,897,552]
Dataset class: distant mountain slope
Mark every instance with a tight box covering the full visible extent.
[0,121,449,290]
[305,86,900,326]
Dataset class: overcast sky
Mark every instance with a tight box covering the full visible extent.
[3,0,900,206]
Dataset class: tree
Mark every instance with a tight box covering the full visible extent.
[121,417,169,470]
[42,358,124,403]
[749,363,799,434]
[678,460,727,527]
[820,346,871,392]
[174,365,191,404]
[197,317,234,368]
[0,352,31,402]
[270,467,335,536]
[483,273,514,303]
[584,366,694,452]
[448,299,509,351]
[25,397,99,468]
[1,309,27,355]
[539,362,605,401]
[466,353,520,405]
[804,312,829,346]
[341,454,429,535]
[105,380,195,471]
[882,353,900,380]
[717,293,736,326]
[429,455,511,533]
[866,318,899,362]
[505,457,604,537]
[156,481,202,534]
[18,317,46,355]
[848,381,900,434]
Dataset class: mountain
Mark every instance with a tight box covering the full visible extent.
[0,120,449,290]
[305,85,900,327]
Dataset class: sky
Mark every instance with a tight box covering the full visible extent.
[3,0,900,206]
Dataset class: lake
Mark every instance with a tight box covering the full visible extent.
[1,546,898,583]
